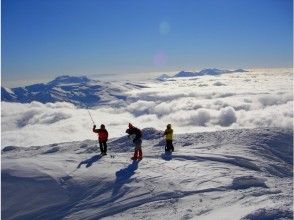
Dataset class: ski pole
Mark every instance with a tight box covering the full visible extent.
[87,109,95,125]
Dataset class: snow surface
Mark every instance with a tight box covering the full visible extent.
[2,127,293,220]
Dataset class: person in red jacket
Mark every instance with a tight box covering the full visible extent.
[93,124,108,155]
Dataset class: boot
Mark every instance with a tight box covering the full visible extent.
[138,149,143,160]
[132,150,138,160]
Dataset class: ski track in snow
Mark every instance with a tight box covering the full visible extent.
[2,127,293,220]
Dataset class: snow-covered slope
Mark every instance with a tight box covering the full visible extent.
[1,75,147,107]
[2,127,292,220]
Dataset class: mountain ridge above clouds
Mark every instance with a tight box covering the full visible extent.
[156,68,248,80]
[1,68,248,106]
[2,127,292,219]
[48,75,92,85]
[174,68,248,78]
[1,75,148,108]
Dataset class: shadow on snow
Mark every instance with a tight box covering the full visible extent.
[77,155,102,168]
[161,152,173,161]
[112,160,140,197]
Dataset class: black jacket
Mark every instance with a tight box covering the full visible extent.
[126,127,142,142]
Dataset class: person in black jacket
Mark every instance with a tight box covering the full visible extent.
[126,123,143,160]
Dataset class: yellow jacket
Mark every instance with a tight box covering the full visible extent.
[164,128,173,140]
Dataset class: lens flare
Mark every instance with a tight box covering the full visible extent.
[153,51,167,67]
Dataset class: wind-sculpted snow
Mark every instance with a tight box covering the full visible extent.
[1,69,293,147]
[2,128,293,220]
[231,176,267,190]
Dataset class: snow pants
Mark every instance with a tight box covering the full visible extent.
[133,139,143,159]
[99,141,107,154]
[165,140,174,152]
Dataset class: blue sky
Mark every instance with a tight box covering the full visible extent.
[2,0,293,87]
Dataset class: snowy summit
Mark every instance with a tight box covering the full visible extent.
[1,75,142,107]
[2,127,293,219]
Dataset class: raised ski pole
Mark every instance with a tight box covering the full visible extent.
[87,109,95,125]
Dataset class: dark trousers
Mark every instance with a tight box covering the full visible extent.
[165,140,174,152]
[99,141,107,154]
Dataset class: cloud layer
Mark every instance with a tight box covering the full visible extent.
[2,69,293,147]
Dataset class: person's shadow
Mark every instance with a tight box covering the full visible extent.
[112,160,139,197]
[77,155,102,168]
[161,151,173,161]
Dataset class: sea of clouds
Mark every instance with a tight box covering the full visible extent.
[1,68,293,147]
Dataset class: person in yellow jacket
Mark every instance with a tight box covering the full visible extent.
[163,124,174,152]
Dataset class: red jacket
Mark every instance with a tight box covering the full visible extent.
[93,126,108,142]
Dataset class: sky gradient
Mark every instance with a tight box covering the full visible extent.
[2,0,293,87]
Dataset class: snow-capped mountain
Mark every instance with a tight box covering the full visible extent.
[173,68,248,78]
[2,127,292,219]
[1,75,146,107]
[173,71,196,77]
[1,69,248,107]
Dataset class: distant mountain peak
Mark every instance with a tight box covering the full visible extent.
[173,68,248,78]
[48,75,91,85]
[1,75,134,107]
[174,71,195,77]
[198,68,227,75]
[234,69,248,73]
